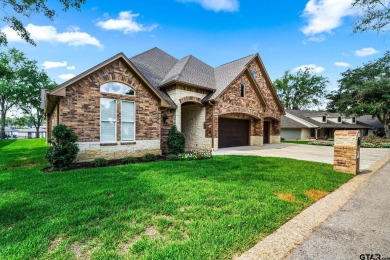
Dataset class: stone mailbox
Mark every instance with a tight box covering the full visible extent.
[334,130,361,174]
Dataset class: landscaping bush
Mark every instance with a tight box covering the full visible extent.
[308,141,334,146]
[91,158,108,167]
[45,124,79,170]
[167,125,185,154]
[167,154,179,161]
[362,135,390,144]
[122,156,136,164]
[327,138,334,141]
[142,153,157,162]
[177,150,213,161]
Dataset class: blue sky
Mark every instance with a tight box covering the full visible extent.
[1,0,388,93]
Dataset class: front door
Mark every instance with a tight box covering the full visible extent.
[263,121,270,144]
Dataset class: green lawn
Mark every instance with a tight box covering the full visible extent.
[281,140,310,145]
[0,139,352,259]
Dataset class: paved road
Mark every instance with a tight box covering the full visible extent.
[213,143,390,171]
[287,162,390,260]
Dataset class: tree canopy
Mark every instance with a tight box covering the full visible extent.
[0,0,86,45]
[327,52,390,137]
[273,69,329,110]
[353,0,390,33]
[0,48,55,139]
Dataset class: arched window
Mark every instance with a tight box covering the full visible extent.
[100,82,135,96]
[251,71,256,78]
[240,82,245,97]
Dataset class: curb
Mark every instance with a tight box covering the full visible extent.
[238,152,390,260]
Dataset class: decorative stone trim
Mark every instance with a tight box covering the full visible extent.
[179,96,203,105]
[120,141,136,145]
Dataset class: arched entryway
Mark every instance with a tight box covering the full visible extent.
[180,98,208,150]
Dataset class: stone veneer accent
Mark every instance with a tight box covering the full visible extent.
[334,130,360,174]
[76,140,160,162]
[181,104,211,150]
[165,85,209,132]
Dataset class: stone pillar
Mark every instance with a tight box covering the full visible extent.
[334,130,360,174]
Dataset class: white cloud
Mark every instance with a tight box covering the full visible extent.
[355,47,379,57]
[178,0,239,12]
[42,61,67,69]
[66,66,76,70]
[301,0,355,35]
[96,11,158,34]
[2,24,102,47]
[58,74,75,80]
[334,61,351,67]
[293,64,325,74]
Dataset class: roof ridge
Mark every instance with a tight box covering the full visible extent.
[130,47,178,61]
[216,53,257,68]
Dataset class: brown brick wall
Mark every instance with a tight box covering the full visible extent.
[205,66,282,139]
[51,59,161,142]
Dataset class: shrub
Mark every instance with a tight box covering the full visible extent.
[142,153,157,162]
[122,156,136,164]
[380,143,390,148]
[177,150,213,161]
[308,141,334,146]
[91,158,108,167]
[167,154,179,161]
[327,138,334,141]
[362,135,390,144]
[45,124,79,170]
[167,125,185,155]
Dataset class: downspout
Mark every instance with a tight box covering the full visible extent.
[208,101,215,150]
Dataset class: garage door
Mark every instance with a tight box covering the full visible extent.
[281,129,301,140]
[218,118,249,148]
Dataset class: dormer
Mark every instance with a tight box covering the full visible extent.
[308,112,328,123]
[344,116,357,124]
[327,114,343,124]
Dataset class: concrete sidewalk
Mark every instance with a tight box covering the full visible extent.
[287,161,390,260]
[213,143,390,171]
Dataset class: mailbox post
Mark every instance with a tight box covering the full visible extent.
[334,130,361,174]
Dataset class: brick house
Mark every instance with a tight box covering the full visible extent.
[42,48,284,161]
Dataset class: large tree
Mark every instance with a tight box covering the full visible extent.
[0,0,86,46]
[327,52,390,137]
[0,48,28,139]
[273,69,329,110]
[353,0,390,33]
[19,69,56,138]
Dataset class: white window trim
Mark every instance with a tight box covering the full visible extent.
[121,100,136,142]
[100,98,117,144]
[100,82,136,97]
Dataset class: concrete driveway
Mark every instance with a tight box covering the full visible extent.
[213,143,390,171]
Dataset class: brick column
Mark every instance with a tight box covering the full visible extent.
[334,130,360,174]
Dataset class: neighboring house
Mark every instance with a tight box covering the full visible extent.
[356,115,385,136]
[42,47,284,162]
[281,110,374,140]
[18,127,47,139]
[4,127,18,139]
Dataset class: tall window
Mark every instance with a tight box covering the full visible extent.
[251,71,256,78]
[240,83,245,97]
[338,117,342,123]
[100,82,135,96]
[322,116,327,122]
[100,98,117,143]
[121,101,135,141]
[352,117,356,123]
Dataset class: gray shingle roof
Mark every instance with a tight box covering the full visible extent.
[160,55,215,89]
[357,115,384,129]
[284,110,373,129]
[281,116,307,128]
[129,48,258,102]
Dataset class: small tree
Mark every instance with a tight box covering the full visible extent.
[45,124,79,170]
[167,125,185,154]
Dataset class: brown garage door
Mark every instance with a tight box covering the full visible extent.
[218,118,249,148]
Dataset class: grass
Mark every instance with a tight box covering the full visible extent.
[281,140,310,145]
[0,139,353,259]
